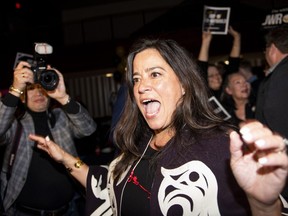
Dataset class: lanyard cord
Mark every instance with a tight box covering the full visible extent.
[119,135,153,214]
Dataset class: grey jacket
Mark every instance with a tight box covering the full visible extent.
[0,94,96,214]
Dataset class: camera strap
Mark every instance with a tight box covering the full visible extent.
[6,121,23,181]
[1,121,22,213]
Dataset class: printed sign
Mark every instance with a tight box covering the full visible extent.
[202,5,231,35]
[261,7,288,30]
[208,96,231,121]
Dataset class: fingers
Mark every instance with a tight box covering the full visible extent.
[17,69,33,80]
[29,134,50,150]
[13,61,34,88]
[45,135,50,141]
[229,130,246,166]
[29,134,44,143]
[46,65,62,78]
[230,131,243,155]
[258,150,288,167]
[202,31,212,40]
[237,121,288,167]
[15,61,30,70]
[239,121,285,151]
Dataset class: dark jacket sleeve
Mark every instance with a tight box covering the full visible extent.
[256,57,288,139]
[86,165,113,216]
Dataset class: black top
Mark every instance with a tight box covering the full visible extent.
[86,127,252,215]
[122,146,157,216]
[16,110,75,209]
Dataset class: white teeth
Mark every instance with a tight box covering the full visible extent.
[142,99,152,104]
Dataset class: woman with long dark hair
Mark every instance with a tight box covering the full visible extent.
[30,38,288,216]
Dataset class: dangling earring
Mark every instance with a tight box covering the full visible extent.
[20,90,26,103]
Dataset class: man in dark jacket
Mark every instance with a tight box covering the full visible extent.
[255,25,288,201]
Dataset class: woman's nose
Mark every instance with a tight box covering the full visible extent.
[137,79,151,93]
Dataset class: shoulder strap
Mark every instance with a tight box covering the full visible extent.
[6,121,23,181]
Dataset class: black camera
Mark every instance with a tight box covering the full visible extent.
[31,43,59,91]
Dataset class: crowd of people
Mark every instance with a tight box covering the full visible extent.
[1,22,288,216]
[198,24,288,208]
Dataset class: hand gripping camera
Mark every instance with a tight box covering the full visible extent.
[31,43,59,91]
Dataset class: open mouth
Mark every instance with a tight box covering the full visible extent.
[143,99,160,117]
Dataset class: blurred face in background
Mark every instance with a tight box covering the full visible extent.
[25,84,50,112]
[207,65,222,91]
[225,73,251,101]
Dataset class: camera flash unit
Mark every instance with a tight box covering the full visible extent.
[35,43,53,55]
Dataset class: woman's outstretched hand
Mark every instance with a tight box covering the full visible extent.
[230,121,288,214]
[29,134,67,163]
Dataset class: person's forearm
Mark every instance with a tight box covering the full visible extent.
[61,152,89,187]
[248,196,282,216]
[198,42,210,62]
[230,36,241,58]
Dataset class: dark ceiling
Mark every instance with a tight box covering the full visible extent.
[1,0,288,89]
[57,0,288,11]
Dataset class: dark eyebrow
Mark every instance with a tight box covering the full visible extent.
[145,66,165,72]
[133,66,166,76]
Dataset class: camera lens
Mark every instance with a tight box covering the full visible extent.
[39,69,59,91]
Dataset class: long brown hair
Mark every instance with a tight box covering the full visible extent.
[113,38,229,180]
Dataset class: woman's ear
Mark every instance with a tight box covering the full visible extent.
[270,43,280,58]
[225,87,232,95]
[181,86,185,95]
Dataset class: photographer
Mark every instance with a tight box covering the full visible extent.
[0,60,97,215]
